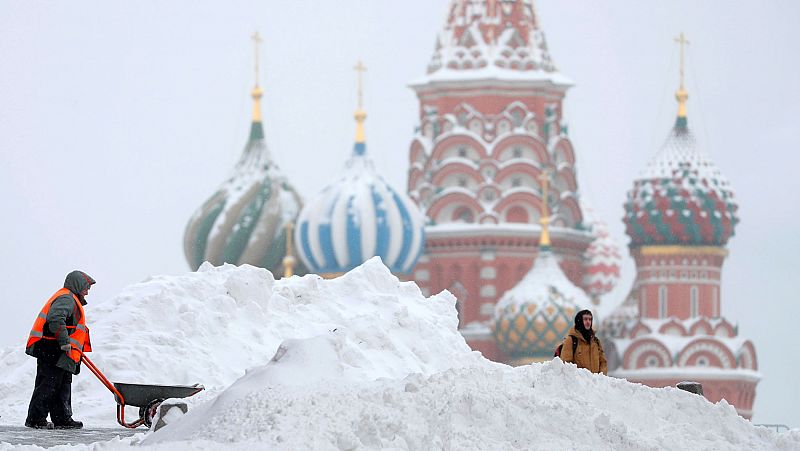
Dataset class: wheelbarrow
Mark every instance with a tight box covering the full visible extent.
[81,355,204,428]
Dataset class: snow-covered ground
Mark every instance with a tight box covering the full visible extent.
[1,258,797,450]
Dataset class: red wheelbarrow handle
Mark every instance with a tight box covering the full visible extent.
[81,354,145,428]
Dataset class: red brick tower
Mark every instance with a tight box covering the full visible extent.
[406,0,606,361]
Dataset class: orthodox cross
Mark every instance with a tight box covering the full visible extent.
[252,31,263,86]
[354,60,367,109]
[674,32,690,90]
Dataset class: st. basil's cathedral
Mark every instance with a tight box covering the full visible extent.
[183,0,759,419]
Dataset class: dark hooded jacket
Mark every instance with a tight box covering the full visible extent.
[558,309,608,375]
[26,271,95,374]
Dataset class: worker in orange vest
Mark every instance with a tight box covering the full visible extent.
[24,270,95,429]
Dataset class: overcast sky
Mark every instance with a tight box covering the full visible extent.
[1,0,798,427]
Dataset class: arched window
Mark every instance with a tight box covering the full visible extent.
[659,285,668,319]
[506,206,529,223]
[712,287,719,318]
[640,288,647,317]
[452,207,474,223]
[690,286,699,318]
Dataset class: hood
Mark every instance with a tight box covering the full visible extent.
[574,309,594,342]
[64,270,96,305]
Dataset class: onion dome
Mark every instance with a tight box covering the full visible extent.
[493,172,590,364]
[184,38,303,275]
[581,205,622,303]
[295,62,426,276]
[624,56,738,247]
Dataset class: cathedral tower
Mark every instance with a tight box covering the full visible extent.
[604,33,759,419]
[406,0,608,361]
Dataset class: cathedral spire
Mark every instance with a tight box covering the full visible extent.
[250,31,265,140]
[353,60,367,155]
[674,32,690,129]
[538,170,551,250]
[424,0,562,80]
[283,221,296,278]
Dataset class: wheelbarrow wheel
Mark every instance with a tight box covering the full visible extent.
[140,398,164,428]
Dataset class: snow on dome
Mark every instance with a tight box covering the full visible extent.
[296,153,426,275]
[413,0,573,87]
[624,124,738,247]
[581,205,622,302]
[493,248,592,363]
[184,90,303,274]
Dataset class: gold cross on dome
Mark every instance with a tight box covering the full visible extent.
[354,60,367,109]
[674,32,690,90]
[251,31,263,86]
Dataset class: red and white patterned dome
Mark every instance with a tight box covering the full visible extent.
[623,120,739,247]
[581,206,622,302]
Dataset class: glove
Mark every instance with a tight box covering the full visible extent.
[60,344,71,352]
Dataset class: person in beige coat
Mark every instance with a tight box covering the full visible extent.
[558,309,608,375]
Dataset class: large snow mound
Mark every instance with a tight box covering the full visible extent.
[0,257,482,428]
[1,257,798,450]
[144,358,798,450]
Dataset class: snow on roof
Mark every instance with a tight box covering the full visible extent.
[425,221,591,239]
[2,258,797,449]
[613,367,762,383]
[612,317,752,360]
[414,0,573,88]
[410,65,573,88]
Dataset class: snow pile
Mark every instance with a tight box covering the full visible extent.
[0,257,477,428]
[144,359,799,450]
[1,257,798,450]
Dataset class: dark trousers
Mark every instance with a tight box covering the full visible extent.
[26,358,72,423]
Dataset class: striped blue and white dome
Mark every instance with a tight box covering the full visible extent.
[296,112,425,275]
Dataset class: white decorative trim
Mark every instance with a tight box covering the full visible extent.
[738,346,756,370]
[678,341,733,369]
[626,341,672,369]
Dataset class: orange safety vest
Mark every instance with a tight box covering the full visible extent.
[26,288,92,363]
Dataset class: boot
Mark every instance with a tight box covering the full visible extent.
[53,418,83,429]
[25,418,54,429]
